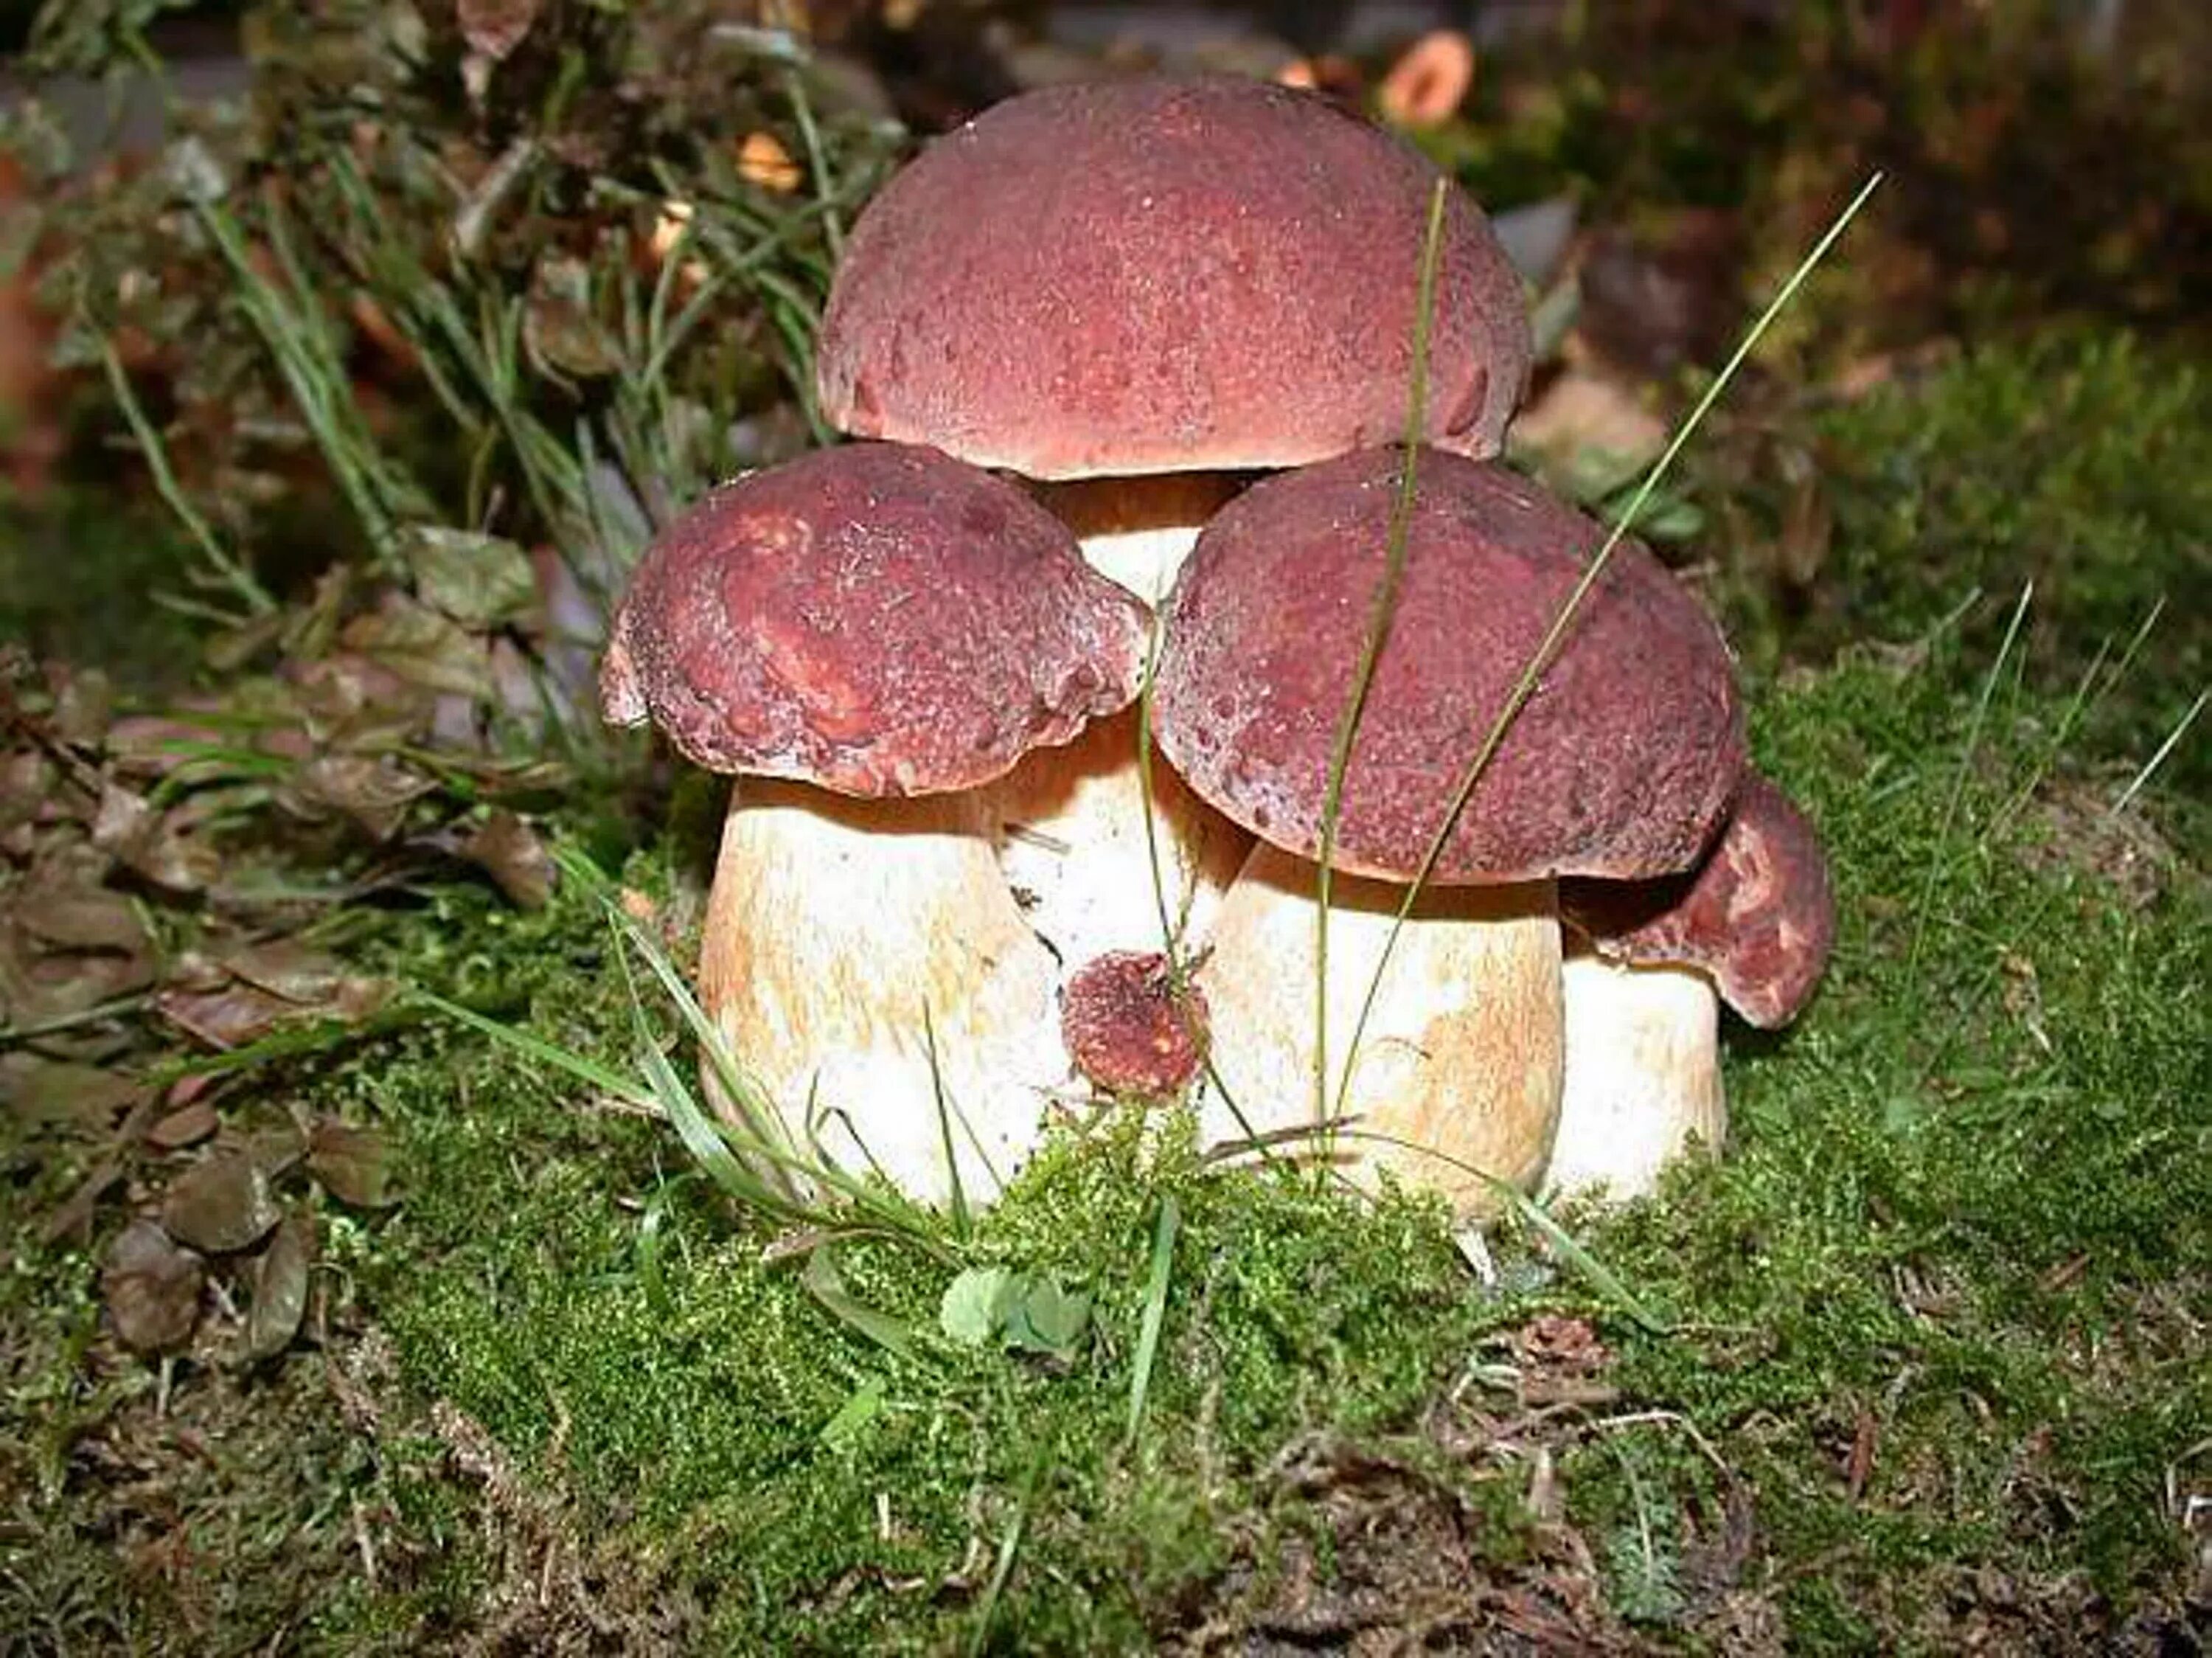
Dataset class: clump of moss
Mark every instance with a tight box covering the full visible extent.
[1567,636,2208,1647]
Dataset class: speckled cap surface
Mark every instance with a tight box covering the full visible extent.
[1060,950,1210,1097]
[1562,772,1836,1027]
[816,75,1532,479]
[600,442,1151,797]
[1151,446,1745,884]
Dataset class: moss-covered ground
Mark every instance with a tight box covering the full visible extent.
[4,3,2208,1651]
[7,333,2205,1652]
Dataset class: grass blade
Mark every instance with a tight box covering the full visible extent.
[1312,177,1449,1127]
[1123,1195,1181,1451]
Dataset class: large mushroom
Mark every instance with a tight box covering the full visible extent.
[1546,772,1837,1201]
[600,441,1150,1206]
[1150,445,1746,1218]
[814,74,1535,985]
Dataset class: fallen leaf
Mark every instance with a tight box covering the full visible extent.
[341,594,496,700]
[398,526,538,630]
[49,665,113,745]
[91,783,220,892]
[1,1057,142,1128]
[307,1120,396,1207]
[282,753,438,840]
[161,1152,282,1252]
[102,1219,206,1353]
[241,1210,316,1362]
[13,885,148,954]
[145,1098,220,1150]
[225,938,349,1005]
[462,809,556,909]
[156,980,297,1048]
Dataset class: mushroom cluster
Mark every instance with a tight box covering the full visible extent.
[600,74,1834,1215]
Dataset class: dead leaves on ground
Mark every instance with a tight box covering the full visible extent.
[1,645,548,1373]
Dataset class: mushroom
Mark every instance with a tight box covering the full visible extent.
[1149,445,1746,1218]
[1546,773,1837,1201]
[600,441,1151,1206]
[815,74,1535,985]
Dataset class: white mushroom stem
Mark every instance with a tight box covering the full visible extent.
[1032,472,1245,606]
[992,473,1253,994]
[1192,842,1565,1221]
[995,707,1251,972]
[1545,953,1725,1202]
[697,777,1067,1210]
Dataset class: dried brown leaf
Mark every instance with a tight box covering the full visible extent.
[0,750,53,833]
[102,1218,206,1353]
[282,752,438,841]
[224,937,349,1005]
[242,1209,316,1362]
[400,525,538,630]
[13,884,148,954]
[145,1097,220,1150]
[2,1056,142,1127]
[49,666,113,745]
[161,1152,282,1253]
[462,808,556,909]
[341,594,495,700]
[92,783,219,892]
[307,1120,396,1208]
[156,980,297,1048]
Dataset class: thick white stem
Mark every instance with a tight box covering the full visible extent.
[1032,472,1243,604]
[1546,954,1725,1202]
[1194,842,1564,1220]
[698,778,1067,1209]
[995,707,1250,974]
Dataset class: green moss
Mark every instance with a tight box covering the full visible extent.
[1569,640,2208,1645]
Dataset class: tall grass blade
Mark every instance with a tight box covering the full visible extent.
[95,336,275,615]
[1123,1195,1181,1451]
[1310,178,1450,1128]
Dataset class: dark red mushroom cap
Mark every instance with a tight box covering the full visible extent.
[599,442,1150,797]
[1562,773,1837,1028]
[1150,445,1745,885]
[1060,951,1210,1097]
[816,75,1532,479]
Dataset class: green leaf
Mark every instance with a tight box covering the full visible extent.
[818,1374,888,1451]
[802,1247,914,1357]
[939,1266,1018,1347]
[1004,1278,1090,1360]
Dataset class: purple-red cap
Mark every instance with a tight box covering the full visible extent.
[1562,773,1837,1028]
[600,441,1150,797]
[1060,950,1210,1097]
[1150,445,1745,884]
[816,76,1532,479]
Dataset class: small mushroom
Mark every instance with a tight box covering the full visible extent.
[601,441,1150,1206]
[1548,773,1837,1201]
[815,74,1535,979]
[1150,445,1746,1218]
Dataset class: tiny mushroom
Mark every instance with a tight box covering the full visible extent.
[600,440,1150,1207]
[1150,445,1745,1218]
[815,74,1534,986]
[1547,772,1837,1201]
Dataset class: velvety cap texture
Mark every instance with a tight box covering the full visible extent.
[1562,772,1837,1027]
[1152,446,1745,884]
[816,75,1532,479]
[600,442,1150,796]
